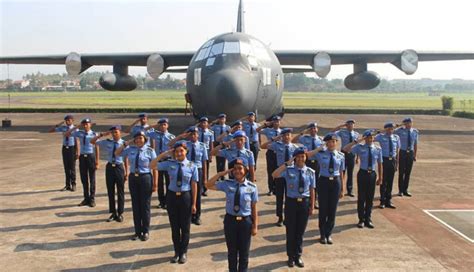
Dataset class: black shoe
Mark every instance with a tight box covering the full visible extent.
[403,192,412,197]
[89,200,96,207]
[71,184,76,191]
[327,236,333,245]
[357,220,364,228]
[267,191,272,196]
[60,186,69,191]
[379,204,385,209]
[365,221,375,229]
[295,257,304,268]
[320,237,327,244]
[346,192,355,197]
[140,232,149,241]
[276,216,283,227]
[115,214,123,222]
[386,203,396,209]
[398,192,403,197]
[170,254,179,263]
[178,253,187,264]
[131,234,140,241]
[78,199,88,206]
[193,218,202,225]
[287,258,295,268]
[314,204,319,209]
[201,191,208,197]
[106,214,116,222]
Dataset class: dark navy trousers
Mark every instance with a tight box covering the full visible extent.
[357,170,376,222]
[105,163,125,215]
[285,197,310,258]
[224,214,252,272]
[129,173,152,235]
[318,176,341,238]
[167,191,192,255]
[79,154,96,202]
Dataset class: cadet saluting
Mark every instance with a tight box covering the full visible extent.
[242,112,260,168]
[307,133,345,244]
[91,125,128,222]
[115,131,157,241]
[125,112,153,146]
[49,114,79,192]
[272,147,315,268]
[65,118,99,207]
[395,117,419,197]
[343,130,383,228]
[210,113,231,179]
[151,141,198,265]
[257,115,282,196]
[198,116,215,196]
[207,158,258,272]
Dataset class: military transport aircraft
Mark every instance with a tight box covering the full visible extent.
[1,0,473,120]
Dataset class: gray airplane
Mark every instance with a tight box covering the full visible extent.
[1,0,474,120]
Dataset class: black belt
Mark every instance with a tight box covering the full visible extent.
[169,190,190,196]
[288,196,309,202]
[107,162,123,167]
[402,150,412,153]
[320,175,340,181]
[359,169,375,174]
[62,145,74,149]
[226,214,250,221]
[383,156,396,161]
[80,154,93,157]
[131,172,151,177]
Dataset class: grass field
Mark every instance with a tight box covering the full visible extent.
[1,90,473,111]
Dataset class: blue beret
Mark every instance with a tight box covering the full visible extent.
[81,118,92,124]
[173,140,188,150]
[233,130,247,139]
[346,119,355,124]
[228,157,249,170]
[403,117,413,123]
[218,113,226,118]
[158,118,169,124]
[109,125,121,131]
[280,128,293,135]
[323,132,338,141]
[133,131,147,140]
[138,112,148,118]
[293,146,308,157]
[307,122,318,129]
[384,122,395,129]
[231,120,243,128]
[363,129,374,137]
[187,126,199,133]
[247,112,256,116]
[272,115,281,121]
[64,114,74,120]
[199,116,209,122]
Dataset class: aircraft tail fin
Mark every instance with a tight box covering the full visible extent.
[236,0,245,33]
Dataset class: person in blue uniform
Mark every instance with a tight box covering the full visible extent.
[91,125,128,222]
[292,122,323,209]
[261,128,299,226]
[242,112,260,169]
[216,120,251,150]
[395,117,419,197]
[170,126,208,225]
[211,130,255,181]
[206,158,259,272]
[125,112,153,146]
[307,132,345,244]
[375,122,400,209]
[272,147,315,268]
[343,130,383,228]
[66,118,99,207]
[146,118,176,209]
[198,116,215,196]
[257,115,282,196]
[332,119,359,197]
[115,131,157,241]
[151,141,198,264]
[49,114,79,191]
[211,113,231,180]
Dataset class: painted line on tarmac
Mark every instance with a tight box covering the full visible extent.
[423,209,474,243]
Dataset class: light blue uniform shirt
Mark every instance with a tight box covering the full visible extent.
[243,121,259,143]
[215,179,258,217]
[395,127,419,151]
[298,135,324,160]
[96,139,125,164]
[186,141,209,169]
[158,159,199,192]
[218,148,255,167]
[351,144,383,171]
[279,166,316,198]
[131,125,153,146]
[375,133,401,158]
[335,129,360,150]
[198,128,214,150]
[72,130,98,154]
[55,125,77,147]
[147,130,175,155]
[269,142,299,166]
[211,124,231,143]
[122,145,157,174]
[315,150,346,177]
[260,127,281,141]
[223,133,251,150]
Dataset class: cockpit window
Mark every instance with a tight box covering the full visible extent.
[223,42,240,54]
[195,40,214,61]
[250,39,270,61]
[209,43,224,57]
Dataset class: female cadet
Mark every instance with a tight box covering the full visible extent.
[91,125,128,223]
[210,113,231,178]
[257,115,282,196]
[115,131,157,241]
[151,141,198,264]
[307,133,345,244]
[272,147,315,268]
[206,158,258,272]
[343,130,383,228]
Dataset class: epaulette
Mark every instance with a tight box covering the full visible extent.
[247,181,257,187]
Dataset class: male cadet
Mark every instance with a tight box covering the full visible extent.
[49,114,79,191]
[242,112,260,169]
[257,115,282,196]
[66,118,99,207]
[261,128,299,227]
[395,117,419,197]
[332,119,360,197]
[91,125,128,222]
[211,130,256,182]
[292,122,323,208]
[216,120,251,150]
[198,117,215,196]
[146,118,176,209]
[126,112,153,146]
[210,113,231,179]
[375,122,400,209]
[170,126,208,225]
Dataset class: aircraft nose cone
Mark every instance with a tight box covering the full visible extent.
[216,70,245,105]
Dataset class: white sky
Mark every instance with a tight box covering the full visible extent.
[1,0,473,80]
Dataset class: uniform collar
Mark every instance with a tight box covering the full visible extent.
[295,165,308,171]
[364,143,375,148]
[177,158,189,165]
[235,179,249,186]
